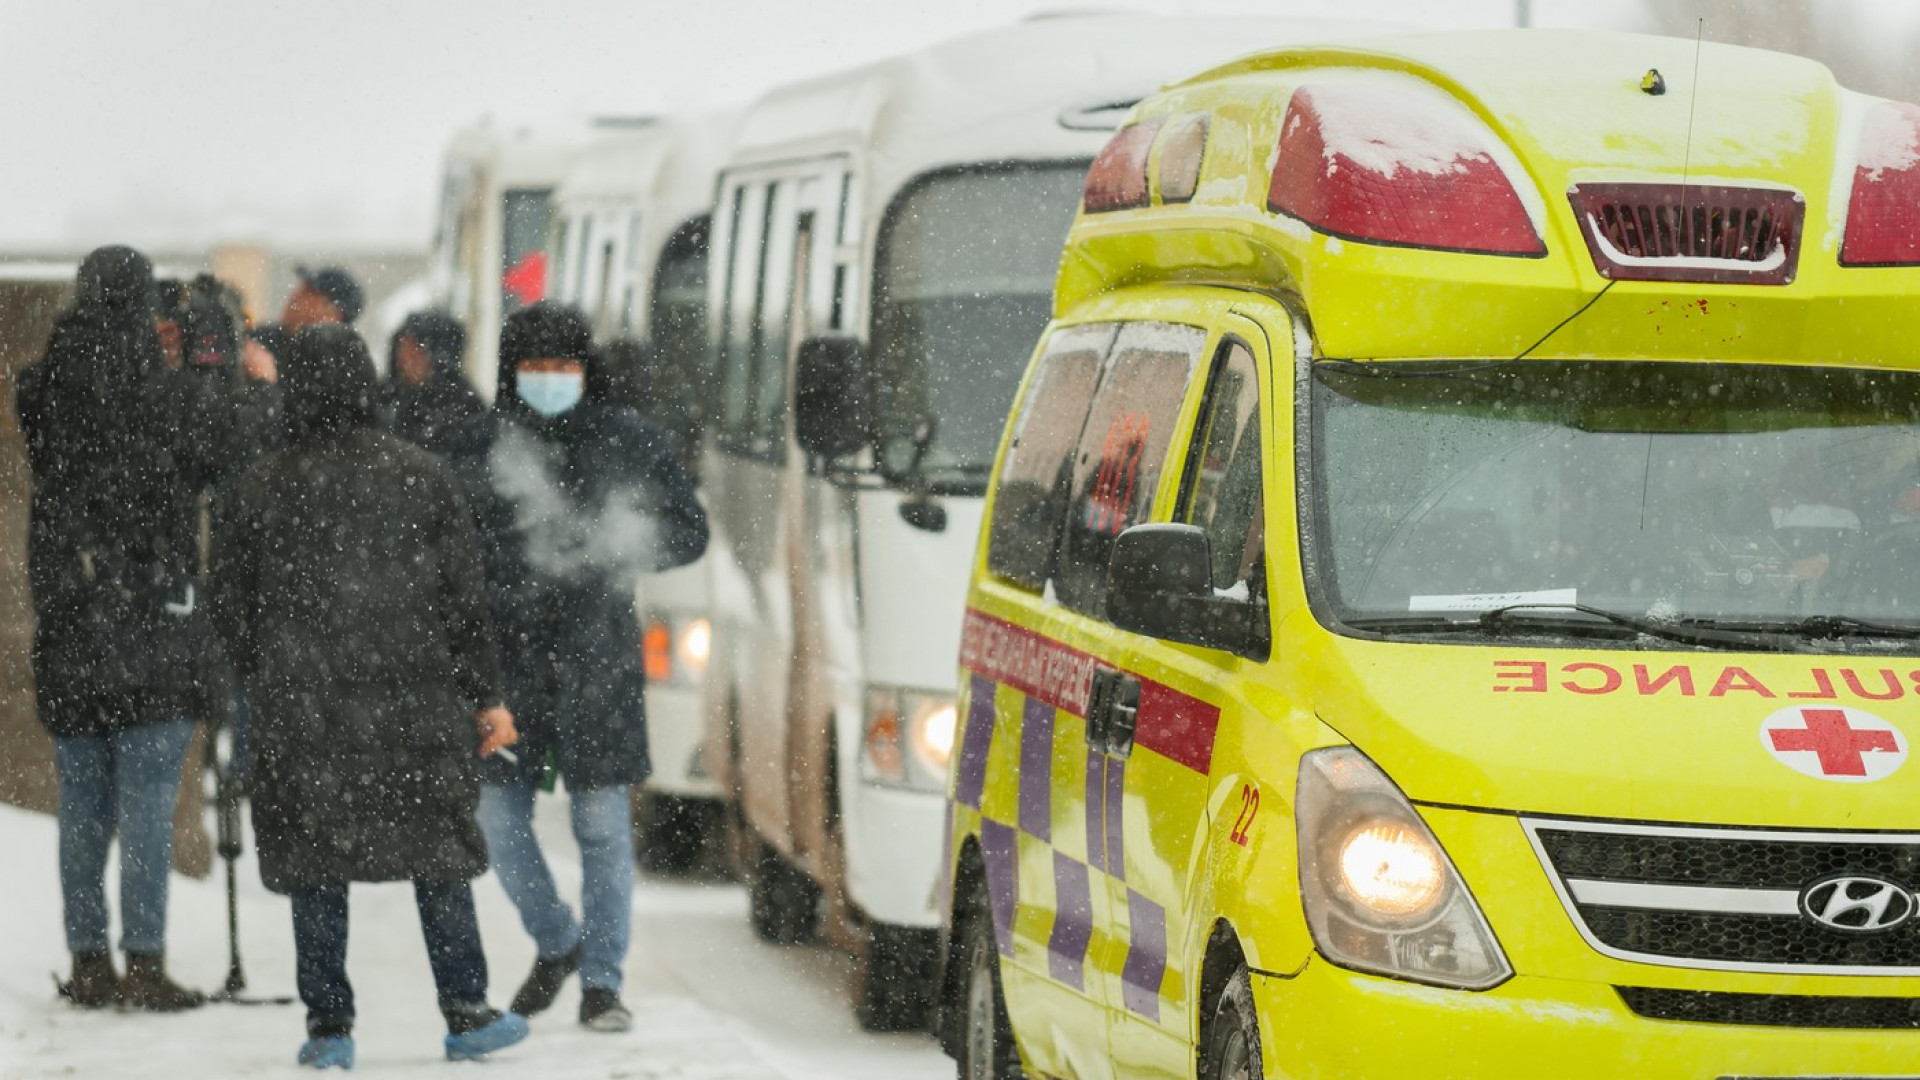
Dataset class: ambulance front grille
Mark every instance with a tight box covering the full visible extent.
[1617,986,1920,1029]
[1524,818,1920,974]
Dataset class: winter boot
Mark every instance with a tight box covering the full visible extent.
[61,952,119,1009]
[296,1036,355,1070]
[578,986,632,1033]
[442,1003,529,1061]
[118,952,204,1011]
[508,943,579,1016]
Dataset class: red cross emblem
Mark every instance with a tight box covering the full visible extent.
[1760,706,1907,783]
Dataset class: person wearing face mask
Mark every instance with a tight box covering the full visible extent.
[447,301,707,1033]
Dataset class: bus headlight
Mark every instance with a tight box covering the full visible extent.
[640,615,712,686]
[861,688,955,792]
[1296,747,1511,990]
[678,618,711,679]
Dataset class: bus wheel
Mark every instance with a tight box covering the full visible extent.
[636,794,718,876]
[956,885,1022,1080]
[855,922,938,1031]
[747,839,819,944]
[1200,963,1262,1080]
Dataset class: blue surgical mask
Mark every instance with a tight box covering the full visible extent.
[517,370,584,417]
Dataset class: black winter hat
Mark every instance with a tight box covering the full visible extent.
[74,245,157,320]
[499,301,595,369]
[496,301,604,412]
[296,265,365,324]
[392,309,467,378]
[284,324,379,442]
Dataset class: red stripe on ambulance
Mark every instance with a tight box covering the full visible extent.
[1134,680,1219,774]
[962,608,1220,774]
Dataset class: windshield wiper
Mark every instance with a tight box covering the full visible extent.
[1350,602,1776,650]
[1679,614,1920,642]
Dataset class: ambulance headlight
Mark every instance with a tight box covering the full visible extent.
[861,688,954,792]
[1336,818,1447,920]
[1296,747,1511,990]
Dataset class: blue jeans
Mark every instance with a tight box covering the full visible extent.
[54,717,195,956]
[291,879,490,1033]
[476,781,632,994]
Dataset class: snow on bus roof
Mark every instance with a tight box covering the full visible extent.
[444,114,610,188]
[727,13,1406,180]
[559,111,739,208]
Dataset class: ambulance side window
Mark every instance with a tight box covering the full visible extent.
[1179,338,1265,599]
[986,323,1117,590]
[1055,322,1208,615]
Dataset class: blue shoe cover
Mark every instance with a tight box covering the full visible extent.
[443,1012,529,1061]
[297,1035,355,1069]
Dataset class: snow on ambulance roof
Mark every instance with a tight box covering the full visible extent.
[1059,27,1920,371]
[1179,30,1839,179]
[725,13,1407,191]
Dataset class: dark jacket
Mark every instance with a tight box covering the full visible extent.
[210,325,504,893]
[16,247,261,737]
[383,311,485,456]
[452,302,708,791]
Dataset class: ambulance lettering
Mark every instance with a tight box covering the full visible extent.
[1492,659,1920,699]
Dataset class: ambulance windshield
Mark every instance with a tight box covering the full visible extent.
[871,163,1088,491]
[1311,360,1920,646]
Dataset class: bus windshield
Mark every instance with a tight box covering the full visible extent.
[871,163,1088,492]
[1311,360,1920,649]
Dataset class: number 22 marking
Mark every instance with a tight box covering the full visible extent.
[1229,783,1260,847]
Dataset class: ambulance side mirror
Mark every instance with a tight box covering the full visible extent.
[795,334,872,460]
[1106,524,1265,658]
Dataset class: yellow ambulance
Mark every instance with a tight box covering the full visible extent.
[937,28,1920,1080]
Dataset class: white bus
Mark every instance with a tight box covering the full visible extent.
[701,12,1383,1031]
[429,116,603,398]
[548,111,738,873]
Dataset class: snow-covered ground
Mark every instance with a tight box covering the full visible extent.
[0,797,956,1079]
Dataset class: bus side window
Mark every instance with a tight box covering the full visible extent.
[716,183,766,447]
[1055,321,1208,616]
[986,323,1116,591]
[1179,338,1265,600]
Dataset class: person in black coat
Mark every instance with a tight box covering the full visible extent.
[16,245,256,1012]
[209,325,529,1067]
[451,301,707,1033]
[383,309,484,456]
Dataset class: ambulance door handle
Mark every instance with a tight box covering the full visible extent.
[1086,667,1116,754]
[1107,674,1140,759]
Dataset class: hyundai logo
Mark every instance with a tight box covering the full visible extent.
[1799,875,1917,933]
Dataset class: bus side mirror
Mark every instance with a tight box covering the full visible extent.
[795,334,872,460]
[1106,524,1262,657]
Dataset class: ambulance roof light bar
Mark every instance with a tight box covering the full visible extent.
[1266,81,1545,258]
[1569,183,1803,286]
[1083,119,1162,212]
[1841,100,1920,268]
[1082,112,1210,213]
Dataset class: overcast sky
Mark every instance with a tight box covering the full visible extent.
[14,0,1891,255]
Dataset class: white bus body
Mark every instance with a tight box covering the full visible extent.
[430,116,602,399]
[702,13,1388,1030]
[550,112,738,872]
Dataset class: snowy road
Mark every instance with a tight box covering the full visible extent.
[0,798,956,1079]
